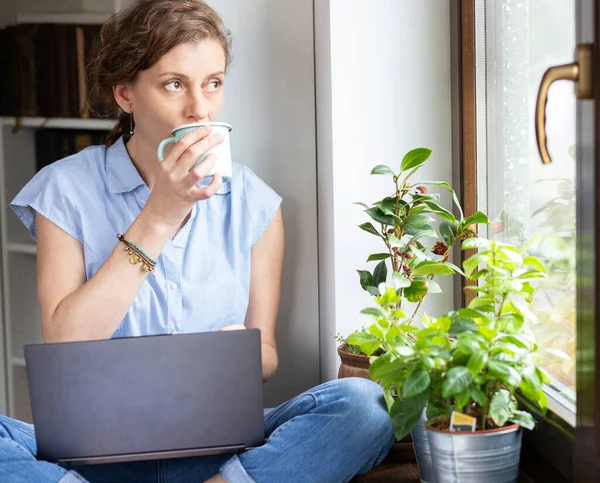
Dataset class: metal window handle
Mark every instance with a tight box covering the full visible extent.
[535,43,593,164]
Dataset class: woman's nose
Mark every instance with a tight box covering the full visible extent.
[185,91,210,121]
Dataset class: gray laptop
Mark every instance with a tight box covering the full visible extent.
[24,328,265,465]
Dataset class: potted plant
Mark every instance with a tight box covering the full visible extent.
[338,147,487,379]
[363,237,551,482]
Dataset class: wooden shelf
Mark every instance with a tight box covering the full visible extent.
[7,243,36,256]
[1,117,116,131]
[16,12,113,25]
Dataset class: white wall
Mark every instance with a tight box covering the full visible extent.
[315,0,454,381]
[196,0,321,407]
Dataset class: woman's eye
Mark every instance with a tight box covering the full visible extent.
[206,80,222,92]
[165,81,183,92]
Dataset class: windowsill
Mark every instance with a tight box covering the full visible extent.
[544,380,576,429]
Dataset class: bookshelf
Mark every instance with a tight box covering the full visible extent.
[0,1,121,419]
[2,117,116,131]
[16,12,113,25]
[0,116,114,420]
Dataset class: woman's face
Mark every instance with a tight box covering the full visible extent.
[115,39,226,147]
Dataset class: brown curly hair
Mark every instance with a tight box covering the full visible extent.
[87,0,232,146]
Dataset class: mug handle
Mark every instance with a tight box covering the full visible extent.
[157,137,177,162]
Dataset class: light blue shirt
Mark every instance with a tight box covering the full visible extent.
[10,136,282,337]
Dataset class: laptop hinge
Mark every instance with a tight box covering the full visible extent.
[58,444,247,466]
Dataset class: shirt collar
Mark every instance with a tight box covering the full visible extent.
[105,136,146,194]
[105,136,232,195]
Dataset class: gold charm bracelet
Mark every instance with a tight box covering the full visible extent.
[116,234,157,277]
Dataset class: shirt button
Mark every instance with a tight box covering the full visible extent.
[170,283,177,290]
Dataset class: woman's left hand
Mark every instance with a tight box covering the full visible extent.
[219,324,247,331]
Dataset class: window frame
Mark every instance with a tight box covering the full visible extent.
[449,0,591,480]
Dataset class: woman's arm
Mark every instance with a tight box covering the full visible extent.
[36,210,173,342]
[36,127,224,343]
[244,207,284,382]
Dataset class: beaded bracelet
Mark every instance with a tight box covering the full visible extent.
[116,234,157,277]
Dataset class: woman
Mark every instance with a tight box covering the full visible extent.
[2,0,394,481]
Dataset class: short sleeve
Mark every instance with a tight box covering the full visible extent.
[10,164,83,244]
[241,166,283,248]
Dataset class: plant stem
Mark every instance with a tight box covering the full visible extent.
[407,299,424,325]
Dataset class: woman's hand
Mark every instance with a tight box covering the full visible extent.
[143,126,224,230]
[219,324,247,331]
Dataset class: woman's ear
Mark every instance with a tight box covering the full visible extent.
[113,84,133,113]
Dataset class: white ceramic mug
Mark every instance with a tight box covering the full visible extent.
[157,122,233,181]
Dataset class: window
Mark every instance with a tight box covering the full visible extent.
[474,0,576,421]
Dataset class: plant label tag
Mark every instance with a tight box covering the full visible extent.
[449,411,477,432]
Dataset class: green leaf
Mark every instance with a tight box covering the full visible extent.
[361,306,388,318]
[444,262,465,276]
[509,410,536,430]
[471,387,488,408]
[426,402,448,420]
[373,260,388,286]
[369,352,404,380]
[543,348,571,361]
[359,222,382,237]
[353,202,369,209]
[389,390,429,440]
[369,322,385,338]
[366,207,397,226]
[489,389,511,427]
[418,181,464,219]
[396,346,415,357]
[404,280,429,302]
[454,388,471,411]
[346,331,381,356]
[412,261,455,276]
[382,386,395,411]
[405,224,437,238]
[367,253,392,262]
[522,256,546,273]
[377,197,404,216]
[357,270,374,290]
[427,280,443,293]
[388,233,403,248]
[537,390,548,415]
[392,272,411,289]
[425,202,457,223]
[519,378,539,402]
[462,253,487,278]
[449,317,478,335]
[404,214,435,231]
[442,367,473,397]
[402,369,431,398]
[371,164,396,176]
[462,211,490,227]
[501,334,531,350]
[400,148,432,172]
[488,360,522,388]
[440,221,456,246]
[435,315,452,332]
[365,286,380,296]
[467,350,488,376]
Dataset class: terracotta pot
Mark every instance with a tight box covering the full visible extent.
[337,344,371,379]
[336,344,416,464]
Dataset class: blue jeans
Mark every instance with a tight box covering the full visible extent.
[0,378,394,482]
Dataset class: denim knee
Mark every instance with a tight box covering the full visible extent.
[333,378,394,446]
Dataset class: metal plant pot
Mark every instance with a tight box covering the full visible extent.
[426,420,522,483]
[411,408,436,483]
